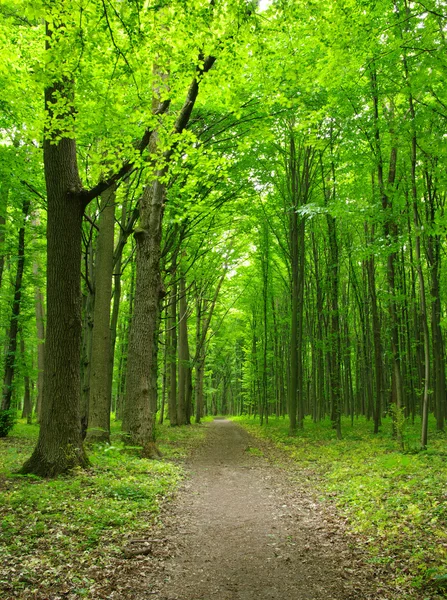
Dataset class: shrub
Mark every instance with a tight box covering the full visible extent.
[0,409,17,437]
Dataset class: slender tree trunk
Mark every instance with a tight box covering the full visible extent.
[20,337,32,423]
[119,253,135,428]
[194,270,225,423]
[195,296,205,424]
[408,133,429,448]
[108,200,126,415]
[33,262,45,422]
[168,265,178,426]
[159,309,168,425]
[177,269,189,426]
[1,197,30,418]
[80,239,94,439]
[86,186,116,443]
[260,221,269,425]
[371,67,403,447]
[400,41,430,446]
[0,211,5,290]
[322,147,342,439]
[426,190,445,431]
[288,142,299,435]
[366,229,383,434]
[326,211,342,439]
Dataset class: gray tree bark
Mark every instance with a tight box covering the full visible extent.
[86,186,116,443]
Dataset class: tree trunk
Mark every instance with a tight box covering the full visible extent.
[34,262,45,422]
[168,265,178,427]
[195,296,205,424]
[288,138,299,435]
[426,179,446,431]
[124,165,165,456]
[366,221,384,434]
[21,43,89,473]
[0,211,5,290]
[1,197,30,418]
[159,310,168,425]
[85,186,116,443]
[20,337,32,423]
[370,67,403,448]
[80,234,95,439]
[177,269,188,426]
[108,201,126,415]
[326,212,342,439]
[119,253,135,428]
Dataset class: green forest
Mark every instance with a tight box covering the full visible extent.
[1,0,447,598]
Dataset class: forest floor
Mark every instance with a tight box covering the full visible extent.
[114,419,395,600]
[1,418,445,599]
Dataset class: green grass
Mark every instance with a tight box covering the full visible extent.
[0,417,210,599]
[233,414,447,598]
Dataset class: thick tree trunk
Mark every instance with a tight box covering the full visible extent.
[124,170,164,457]
[21,56,88,473]
[123,52,215,452]
[1,197,30,418]
[85,186,116,443]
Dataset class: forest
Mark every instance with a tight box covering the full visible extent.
[1,0,447,598]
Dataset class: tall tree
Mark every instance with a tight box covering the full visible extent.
[1,196,30,421]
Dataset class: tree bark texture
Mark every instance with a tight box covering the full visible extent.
[124,169,165,457]
[168,267,178,427]
[33,262,46,421]
[21,64,88,474]
[85,186,116,443]
[20,336,32,423]
[1,196,30,416]
[177,269,190,426]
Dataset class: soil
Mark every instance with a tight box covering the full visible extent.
[116,419,387,600]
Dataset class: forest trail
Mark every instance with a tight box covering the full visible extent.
[147,420,376,600]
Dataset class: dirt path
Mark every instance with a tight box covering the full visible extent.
[144,419,377,600]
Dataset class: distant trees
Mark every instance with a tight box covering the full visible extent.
[0,0,446,471]
[0,0,256,474]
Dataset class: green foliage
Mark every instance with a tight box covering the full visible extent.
[0,409,16,437]
[234,414,447,597]
[0,418,208,598]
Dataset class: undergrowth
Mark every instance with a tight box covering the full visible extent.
[234,414,447,599]
[0,417,209,599]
